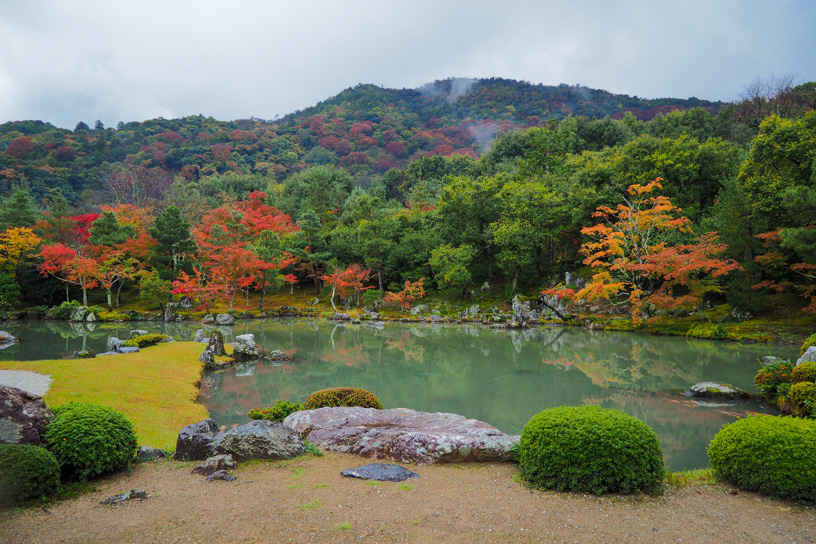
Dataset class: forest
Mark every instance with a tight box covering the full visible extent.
[0,76,814,323]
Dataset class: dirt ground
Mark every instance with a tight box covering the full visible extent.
[1,453,813,544]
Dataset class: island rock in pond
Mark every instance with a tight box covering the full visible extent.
[683,382,748,400]
[283,407,519,465]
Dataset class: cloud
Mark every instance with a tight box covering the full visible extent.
[0,0,813,128]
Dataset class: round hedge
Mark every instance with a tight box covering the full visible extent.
[304,387,384,410]
[708,415,816,502]
[0,444,61,505]
[248,400,304,422]
[519,406,664,495]
[791,362,816,384]
[45,403,138,481]
[787,382,816,418]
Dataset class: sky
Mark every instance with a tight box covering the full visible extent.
[0,0,814,129]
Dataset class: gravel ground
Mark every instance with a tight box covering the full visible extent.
[0,370,52,396]
[1,453,813,544]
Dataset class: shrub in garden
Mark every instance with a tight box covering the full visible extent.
[518,405,664,495]
[45,403,138,481]
[0,444,61,505]
[754,359,794,402]
[248,400,304,422]
[791,362,816,384]
[708,415,816,502]
[304,387,384,410]
[122,333,171,349]
[802,333,816,356]
[787,382,816,418]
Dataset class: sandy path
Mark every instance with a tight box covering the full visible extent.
[1,453,813,544]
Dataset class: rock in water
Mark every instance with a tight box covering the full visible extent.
[0,386,54,446]
[215,313,235,326]
[233,333,259,360]
[216,420,305,461]
[341,463,418,482]
[0,331,18,344]
[683,382,748,400]
[163,301,179,322]
[207,329,227,356]
[194,329,207,343]
[174,419,224,461]
[284,407,519,465]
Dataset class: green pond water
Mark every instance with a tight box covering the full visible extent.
[0,318,798,471]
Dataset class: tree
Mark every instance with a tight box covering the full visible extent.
[0,227,41,278]
[0,188,40,230]
[322,263,372,312]
[289,209,332,294]
[149,205,195,275]
[89,211,135,246]
[429,244,476,297]
[0,272,19,310]
[546,179,739,323]
[38,243,99,305]
[383,278,426,314]
[138,269,171,313]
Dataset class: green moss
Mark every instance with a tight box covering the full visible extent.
[122,334,171,348]
[248,400,304,422]
[708,415,816,502]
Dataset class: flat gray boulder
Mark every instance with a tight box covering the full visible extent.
[216,420,304,461]
[284,407,519,465]
[683,382,748,400]
[797,346,816,366]
[341,463,418,482]
[215,313,235,326]
[0,386,54,446]
[233,334,259,360]
[0,331,18,344]
[174,419,224,461]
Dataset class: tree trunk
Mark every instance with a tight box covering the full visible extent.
[105,288,112,309]
[329,285,338,313]
[115,281,124,308]
[65,284,70,302]
[82,286,88,306]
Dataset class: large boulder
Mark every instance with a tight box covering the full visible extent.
[164,302,179,322]
[206,329,226,356]
[107,336,124,352]
[284,407,519,465]
[0,331,18,345]
[216,420,304,461]
[129,329,148,339]
[0,386,54,446]
[174,419,224,461]
[215,313,235,326]
[683,382,748,400]
[232,334,259,361]
[797,346,816,366]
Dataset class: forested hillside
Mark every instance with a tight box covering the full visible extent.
[0,77,814,321]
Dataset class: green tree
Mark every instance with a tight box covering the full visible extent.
[429,244,476,297]
[148,206,195,277]
[89,211,135,246]
[138,269,171,312]
[0,188,40,230]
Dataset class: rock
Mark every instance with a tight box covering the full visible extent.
[86,313,96,322]
[330,313,350,321]
[163,301,179,322]
[307,297,320,306]
[233,334,259,361]
[118,346,139,354]
[429,315,442,323]
[366,311,381,321]
[409,304,429,316]
[69,306,90,322]
[216,420,305,461]
[683,382,749,400]
[284,407,519,465]
[135,446,169,462]
[192,454,237,476]
[71,349,96,359]
[107,336,124,352]
[215,313,235,326]
[265,350,293,361]
[761,356,784,366]
[201,314,215,324]
[797,346,816,366]
[174,419,224,461]
[194,329,207,343]
[205,470,236,482]
[341,463,419,482]
[100,489,149,505]
[0,331,18,345]
[207,329,227,356]
[96,351,120,357]
[0,386,54,446]
[129,329,148,339]
[179,296,193,309]
[199,349,214,366]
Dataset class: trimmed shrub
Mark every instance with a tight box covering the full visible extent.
[801,333,816,356]
[792,362,816,384]
[122,333,171,349]
[755,360,794,402]
[0,444,61,505]
[304,387,384,410]
[248,400,304,422]
[787,382,816,418]
[518,406,664,495]
[708,415,816,502]
[45,403,138,481]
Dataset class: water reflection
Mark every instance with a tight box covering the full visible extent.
[1,318,797,470]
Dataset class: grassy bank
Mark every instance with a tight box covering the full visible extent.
[0,342,208,451]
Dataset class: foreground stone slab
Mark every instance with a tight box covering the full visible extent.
[341,463,418,482]
[284,407,519,465]
[216,420,305,461]
[100,489,149,506]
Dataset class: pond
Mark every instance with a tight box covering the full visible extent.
[0,318,798,471]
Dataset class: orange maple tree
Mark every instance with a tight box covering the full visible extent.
[384,278,426,314]
[322,263,372,312]
[544,179,740,323]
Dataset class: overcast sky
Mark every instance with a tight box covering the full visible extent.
[1,0,814,129]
